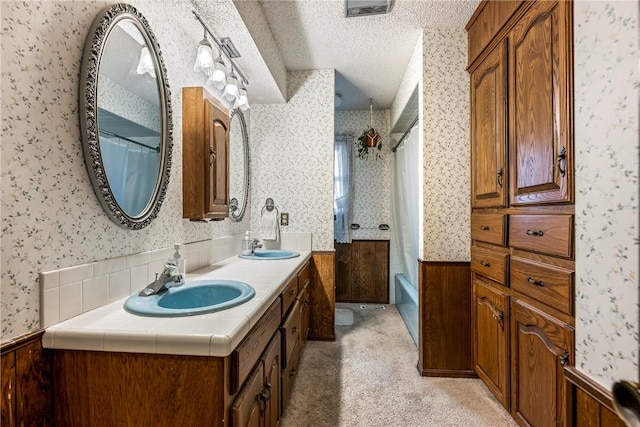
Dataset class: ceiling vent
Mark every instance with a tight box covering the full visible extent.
[344,0,392,18]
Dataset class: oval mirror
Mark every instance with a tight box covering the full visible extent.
[80,4,172,229]
[229,110,249,222]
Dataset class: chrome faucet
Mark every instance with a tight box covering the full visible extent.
[251,238,263,254]
[138,261,184,297]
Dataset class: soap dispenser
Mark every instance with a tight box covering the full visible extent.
[173,244,186,275]
[241,231,252,255]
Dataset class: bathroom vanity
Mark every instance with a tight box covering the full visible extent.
[46,253,311,426]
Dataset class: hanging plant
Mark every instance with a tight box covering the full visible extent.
[356,128,382,159]
[355,99,383,160]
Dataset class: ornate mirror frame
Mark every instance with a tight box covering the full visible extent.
[79,3,172,230]
[229,110,249,222]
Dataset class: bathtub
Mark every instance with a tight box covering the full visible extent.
[395,273,418,346]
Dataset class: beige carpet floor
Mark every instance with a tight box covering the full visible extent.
[280,303,518,427]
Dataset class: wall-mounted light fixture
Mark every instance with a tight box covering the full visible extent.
[192,11,249,109]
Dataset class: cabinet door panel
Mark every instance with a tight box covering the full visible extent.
[262,334,281,427]
[231,362,265,427]
[512,299,573,427]
[205,100,229,212]
[471,41,508,208]
[473,278,510,408]
[509,0,572,205]
[335,240,389,303]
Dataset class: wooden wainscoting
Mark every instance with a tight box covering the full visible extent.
[335,240,389,304]
[0,330,54,426]
[308,251,336,341]
[418,261,475,377]
[565,367,626,427]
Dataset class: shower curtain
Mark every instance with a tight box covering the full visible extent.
[334,134,354,243]
[392,125,419,287]
[100,134,160,216]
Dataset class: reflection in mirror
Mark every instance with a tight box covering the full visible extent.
[80,4,172,229]
[229,110,249,222]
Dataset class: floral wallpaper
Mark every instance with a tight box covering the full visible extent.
[98,76,161,133]
[0,0,249,343]
[421,28,470,262]
[574,0,639,388]
[249,70,334,251]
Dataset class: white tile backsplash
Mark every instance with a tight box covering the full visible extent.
[41,288,59,328]
[108,270,131,302]
[59,282,83,322]
[93,256,127,277]
[40,234,313,328]
[82,275,109,312]
[59,264,93,286]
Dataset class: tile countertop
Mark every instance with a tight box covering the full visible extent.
[42,251,312,357]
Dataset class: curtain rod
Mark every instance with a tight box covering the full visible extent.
[392,116,419,152]
[192,11,249,85]
[99,129,160,153]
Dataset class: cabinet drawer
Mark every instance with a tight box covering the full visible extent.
[511,257,574,315]
[281,340,299,411]
[471,214,507,246]
[298,261,311,288]
[232,298,282,393]
[509,215,573,258]
[281,300,301,367]
[471,245,509,285]
[281,276,298,318]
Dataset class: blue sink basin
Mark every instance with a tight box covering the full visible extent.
[124,280,255,317]
[239,249,300,260]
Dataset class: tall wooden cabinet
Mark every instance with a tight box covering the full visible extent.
[467,1,575,426]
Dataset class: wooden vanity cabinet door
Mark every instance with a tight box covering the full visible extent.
[473,277,510,409]
[470,40,508,208]
[231,362,265,427]
[508,0,573,206]
[261,334,281,427]
[511,299,573,427]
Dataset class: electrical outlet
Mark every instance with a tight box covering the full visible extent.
[280,212,289,226]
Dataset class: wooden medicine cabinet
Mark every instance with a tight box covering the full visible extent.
[182,86,229,220]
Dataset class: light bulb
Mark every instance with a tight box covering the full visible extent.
[234,85,249,111]
[223,71,239,101]
[207,57,227,90]
[136,46,156,78]
[193,37,214,75]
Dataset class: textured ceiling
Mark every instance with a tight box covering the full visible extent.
[258,0,479,110]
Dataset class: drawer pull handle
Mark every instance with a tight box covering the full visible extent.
[289,289,296,296]
[560,350,570,366]
[526,229,545,237]
[479,225,491,231]
[497,167,504,187]
[527,277,545,287]
[289,368,297,378]
[292,326,298,333]
[480,260,491,267]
